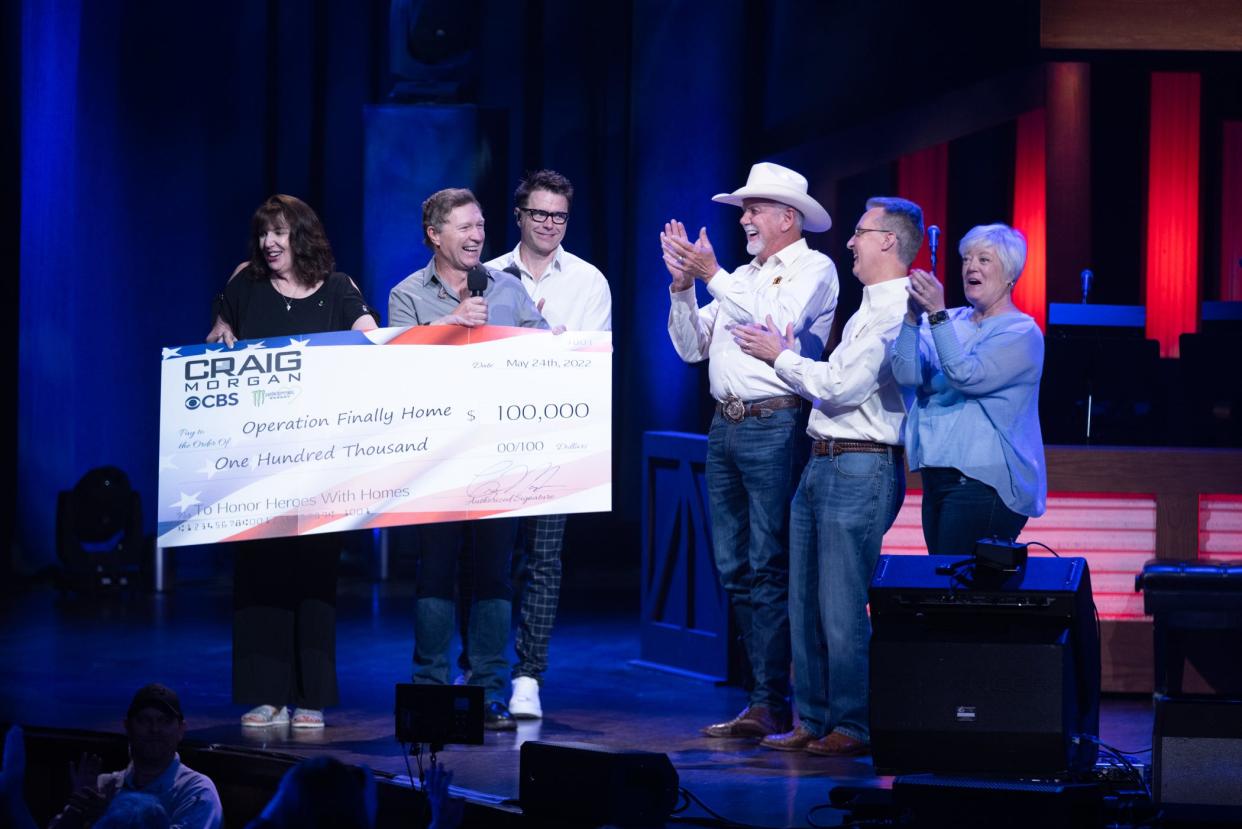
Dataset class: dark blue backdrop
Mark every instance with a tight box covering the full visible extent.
[14,0,758,571]
[21,0,1212,572]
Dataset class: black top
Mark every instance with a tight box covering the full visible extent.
[218,269,372,340]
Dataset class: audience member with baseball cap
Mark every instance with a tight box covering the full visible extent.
[49,684,222,829]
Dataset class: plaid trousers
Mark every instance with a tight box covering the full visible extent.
[512,513,567,681]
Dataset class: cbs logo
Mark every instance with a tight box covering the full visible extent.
[185,393,239,410]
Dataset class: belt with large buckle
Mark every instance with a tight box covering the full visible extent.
[717,394,800,424]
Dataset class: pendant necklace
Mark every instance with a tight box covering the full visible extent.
[274,280,293,312]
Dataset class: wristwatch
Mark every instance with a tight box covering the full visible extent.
[928,310,950,326]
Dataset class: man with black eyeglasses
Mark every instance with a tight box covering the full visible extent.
[487,169,612,330]
[733,197,922,758]
[484,169,612,720]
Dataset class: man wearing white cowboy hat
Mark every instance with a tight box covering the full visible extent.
[662,161,839,740]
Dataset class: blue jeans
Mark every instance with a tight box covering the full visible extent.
[789,447,904,741]
[919,467,1028,556]
[413,596,510,704]
[706,407,799,712]
[413,519,516,704]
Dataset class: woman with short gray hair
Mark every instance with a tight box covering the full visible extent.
[891,223,1046,555]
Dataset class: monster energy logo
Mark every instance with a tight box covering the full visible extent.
[252,390,266,406]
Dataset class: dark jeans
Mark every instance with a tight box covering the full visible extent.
[789,447,904,742]
[413,519,516,703]
[705,407,798,713]
[919,467,1028,556]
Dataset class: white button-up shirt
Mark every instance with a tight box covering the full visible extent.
[773,276,913,444]
[668,237,839,402]
[486,244,612,331]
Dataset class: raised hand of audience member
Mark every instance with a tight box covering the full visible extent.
[425,762,463,829]
[1,725,39,829]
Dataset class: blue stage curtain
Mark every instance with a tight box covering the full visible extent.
[15,0,375,569]
[618,0,748,513]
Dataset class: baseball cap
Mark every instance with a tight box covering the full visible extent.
[126,684,184,721]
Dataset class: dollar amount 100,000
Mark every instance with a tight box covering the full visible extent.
[497,403,590,422]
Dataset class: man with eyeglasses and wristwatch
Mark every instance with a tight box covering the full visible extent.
[483,169,612,720]
[662,162,838,741]
[733,197,921,757]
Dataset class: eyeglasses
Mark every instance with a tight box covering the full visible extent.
[517,207,569,225]
[852,226,893,238]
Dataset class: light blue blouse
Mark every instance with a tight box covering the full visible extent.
[891,308,1047,517]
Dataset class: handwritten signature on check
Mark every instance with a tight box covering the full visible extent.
[466,461,564,503]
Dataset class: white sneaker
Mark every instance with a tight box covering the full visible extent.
[509,676,542,719]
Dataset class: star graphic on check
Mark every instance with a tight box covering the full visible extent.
[158,455,178,471]
[196,460,218,480]
[161,347,181,360]
[171,491,202,513]
[204,347,223,354]
[242,341,267,351]
[288,337,310,349]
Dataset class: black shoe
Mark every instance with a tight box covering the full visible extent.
[483,701,517,731]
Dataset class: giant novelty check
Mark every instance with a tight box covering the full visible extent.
[157,326,611,547]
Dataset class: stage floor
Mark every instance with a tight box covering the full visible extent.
[0,575,1155,827]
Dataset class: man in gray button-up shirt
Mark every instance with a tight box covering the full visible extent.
[387,187,546,731]
[388,187,547,330]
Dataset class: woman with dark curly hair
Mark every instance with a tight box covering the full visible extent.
[209,194,376,345]
[207,195,377,729]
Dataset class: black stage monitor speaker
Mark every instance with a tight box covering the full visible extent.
[892,774,1102,829]
[1154,695,1242,822]
[394,683,483,747]
[869,554,1101,775]
[519,740,679,827]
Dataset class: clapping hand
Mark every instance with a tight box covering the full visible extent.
[68,752,101,794]
[660,221,693,290]
[661,221,720,289]
[61,752,107,823]
[906,269,945,315]
[733,315,794,366]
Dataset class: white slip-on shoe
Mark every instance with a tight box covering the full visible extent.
[241,705,289,727]
[508,676,542,719]
[290,708,325,729]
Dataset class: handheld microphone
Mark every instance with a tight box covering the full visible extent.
[1080,269,1093,304]
[928,225,941,274]
[467,265,489,298]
